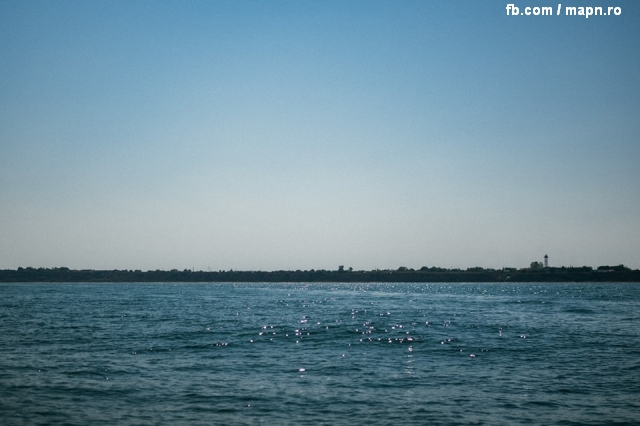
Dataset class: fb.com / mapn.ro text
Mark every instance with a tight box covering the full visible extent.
[506,4,622,17]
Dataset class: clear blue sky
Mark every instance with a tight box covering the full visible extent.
[1,0,639,271]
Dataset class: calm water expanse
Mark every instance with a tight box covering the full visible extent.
[1,282,639,425]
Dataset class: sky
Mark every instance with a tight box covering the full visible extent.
[1,0,639,271]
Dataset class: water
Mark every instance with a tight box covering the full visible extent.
[1,282,639,425]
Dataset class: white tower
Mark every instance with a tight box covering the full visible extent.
[544,254,549,268]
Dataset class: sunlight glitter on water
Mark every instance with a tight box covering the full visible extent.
[1,282,640,425]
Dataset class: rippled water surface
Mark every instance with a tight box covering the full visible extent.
[1,282,639,425]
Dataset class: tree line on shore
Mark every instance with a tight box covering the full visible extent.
[1,264,638,282]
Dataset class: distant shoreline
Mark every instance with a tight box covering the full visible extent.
[2,266,639,283]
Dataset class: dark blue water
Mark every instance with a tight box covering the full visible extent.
[1,282,639,425]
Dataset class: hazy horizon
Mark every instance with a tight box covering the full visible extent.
[2,1,639,271]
